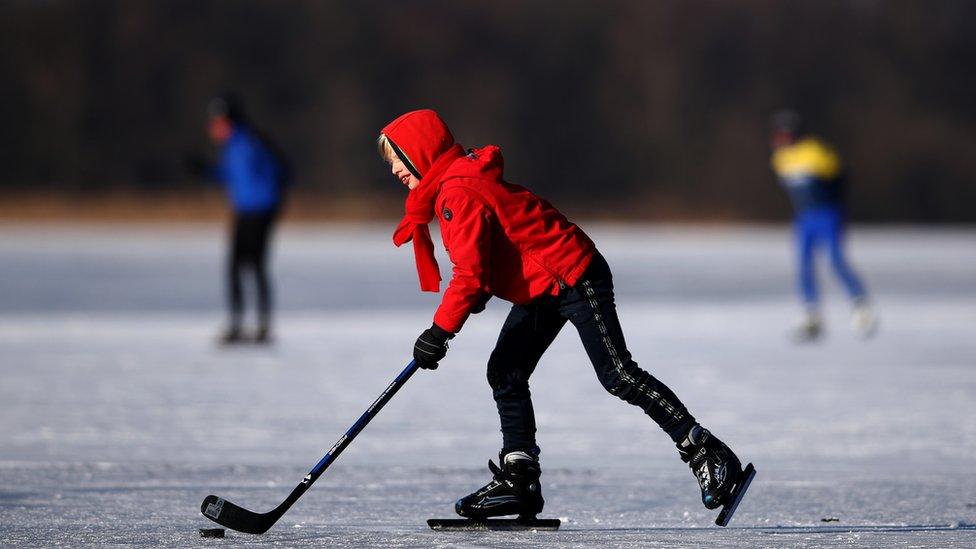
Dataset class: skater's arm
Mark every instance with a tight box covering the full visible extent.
[189,139,256,185]
[184,154,221,182]
[433,188,493,334]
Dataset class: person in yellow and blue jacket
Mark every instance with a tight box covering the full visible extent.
[769,111,877,341]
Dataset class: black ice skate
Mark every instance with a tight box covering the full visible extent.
[455,450,544,520]
[218,326,246,345]
[677,426,756,526]
[254,325,273,344]
[429,451,557,531]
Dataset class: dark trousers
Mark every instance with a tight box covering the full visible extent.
[487,252,696,453]
[228,210,277,329]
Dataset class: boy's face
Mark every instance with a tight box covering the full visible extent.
[388,155,421,190]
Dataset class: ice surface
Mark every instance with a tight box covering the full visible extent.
[1,224,975,547]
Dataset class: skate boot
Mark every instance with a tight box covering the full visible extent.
[677,426,743,510]
[790,310,822,343]
[850,300,877,339]
[455,450,544,519]
[254,325,273,344]
[218,325,245,345]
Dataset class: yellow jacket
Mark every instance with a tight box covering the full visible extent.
[771,137,844,212]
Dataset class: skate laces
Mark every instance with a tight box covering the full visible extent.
[679,427,722,491]
[487,452,538,487]
[479,459,523,494]
[677,426,709,463]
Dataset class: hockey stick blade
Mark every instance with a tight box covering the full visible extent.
[715,462,756,527]
[201,494,283,534]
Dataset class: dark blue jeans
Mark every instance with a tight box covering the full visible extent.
[487,252,696,453]
[795,206,867,306]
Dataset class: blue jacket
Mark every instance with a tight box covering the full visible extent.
[214,126,283,213]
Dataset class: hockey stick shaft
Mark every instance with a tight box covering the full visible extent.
[306,359,419,482]
[201,359,420,533]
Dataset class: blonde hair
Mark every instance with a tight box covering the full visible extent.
[377,133,396,163]
[377,133,421,178]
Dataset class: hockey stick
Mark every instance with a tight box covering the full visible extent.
[200,359,420,534]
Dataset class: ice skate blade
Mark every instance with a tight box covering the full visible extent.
[428,518,560,531]
[715,462,755,527]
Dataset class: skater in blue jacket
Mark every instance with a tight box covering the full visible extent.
[189,94,288,344]
[769,111,876,341]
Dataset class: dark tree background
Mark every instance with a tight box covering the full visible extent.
[2,0,975,221]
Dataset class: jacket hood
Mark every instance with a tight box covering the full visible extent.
[449,145,505,182]
[381,110,456,179]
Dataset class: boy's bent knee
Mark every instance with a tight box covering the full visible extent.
[488,368,530,396]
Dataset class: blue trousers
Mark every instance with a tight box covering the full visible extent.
[794,207,866,306]
[486,252,695,453]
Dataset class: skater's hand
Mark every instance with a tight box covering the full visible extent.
[413,323,453,370]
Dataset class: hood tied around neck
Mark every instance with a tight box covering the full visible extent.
[383,110,465,292]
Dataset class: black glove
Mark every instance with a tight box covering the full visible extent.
[413,323,454,370]
[471,293,492,315]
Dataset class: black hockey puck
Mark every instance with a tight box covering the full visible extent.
[199,528,225,538]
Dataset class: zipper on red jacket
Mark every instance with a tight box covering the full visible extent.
[524,250,567,291]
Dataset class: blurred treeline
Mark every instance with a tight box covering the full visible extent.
[2,0,975,221]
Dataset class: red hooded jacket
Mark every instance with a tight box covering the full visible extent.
[384,110,595,333]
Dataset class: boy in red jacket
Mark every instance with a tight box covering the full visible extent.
[379,110,751,522]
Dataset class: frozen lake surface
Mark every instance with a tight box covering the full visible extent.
[1,223,975,547]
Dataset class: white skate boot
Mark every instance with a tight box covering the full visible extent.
[791,310,822,343]
[850,301,878,339]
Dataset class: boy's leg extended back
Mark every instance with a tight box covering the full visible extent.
[559,255,694,441]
